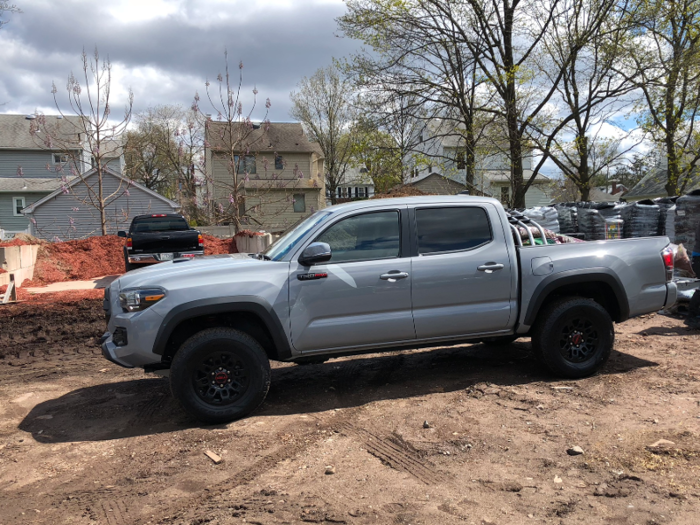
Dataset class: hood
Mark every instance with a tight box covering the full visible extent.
[115,254,265,291]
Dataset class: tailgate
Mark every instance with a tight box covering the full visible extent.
[131,231,200,253]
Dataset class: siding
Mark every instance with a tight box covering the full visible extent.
[0,149,83,178]
[242,188,326,233]
[26,172,177,240]
[209,150,326,232]
[0,192,48,231]
[488,182,552,208]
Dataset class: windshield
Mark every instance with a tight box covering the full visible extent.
[264,211,332,261]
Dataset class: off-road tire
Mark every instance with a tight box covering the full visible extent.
[169,328,271,424]
[480,335,518,346]
[531,297,613,378]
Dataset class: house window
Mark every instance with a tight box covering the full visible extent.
[13,196,26,216]
[234,155,257,174]
[500,187,510,205]
[293,193,306,213]
[53,153,69,164]
[275,155,284,170]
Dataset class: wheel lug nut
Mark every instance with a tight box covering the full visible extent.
[211,381,215,385]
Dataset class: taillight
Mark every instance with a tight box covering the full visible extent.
[661,246,674,281]
[198,234,203,248]
[126,237,132,249]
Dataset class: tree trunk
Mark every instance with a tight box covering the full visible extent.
[98,166,107,236]
[577,135,591,201]
[465,129,476,191]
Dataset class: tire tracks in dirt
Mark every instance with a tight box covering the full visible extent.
[136,408,360,525]
[335,422,444,485]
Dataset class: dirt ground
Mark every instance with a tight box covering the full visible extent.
[1,300,699,525]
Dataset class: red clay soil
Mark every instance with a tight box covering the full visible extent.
[2,234,238,290]
[0,285,103,304]
[202,233,238,255]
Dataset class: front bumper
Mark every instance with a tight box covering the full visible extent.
[128,250,205,264]
[101,332,135,368]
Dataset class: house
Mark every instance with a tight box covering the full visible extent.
[22,166,179,240]
[410,119,552,207]
[205,121,326,232]
[331,166,375,204]
[0,114,124,237]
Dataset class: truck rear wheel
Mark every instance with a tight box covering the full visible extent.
[531,297,613,378]
[169,328,271,424]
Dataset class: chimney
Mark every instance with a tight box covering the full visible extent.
[612,181,617,194]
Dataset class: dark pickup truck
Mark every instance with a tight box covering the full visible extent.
[118,214,204,272]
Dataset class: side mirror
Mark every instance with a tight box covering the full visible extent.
[299,242,332,266]
[117,230,127,238]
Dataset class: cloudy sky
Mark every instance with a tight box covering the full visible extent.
[0,0,360,121]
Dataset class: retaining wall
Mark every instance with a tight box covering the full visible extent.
[0,245,39,288]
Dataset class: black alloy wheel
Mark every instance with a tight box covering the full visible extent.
[532,296,613,378]
[170,328,271,424]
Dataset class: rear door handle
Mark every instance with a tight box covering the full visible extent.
[477,263,505,273]
[380,271,409,281]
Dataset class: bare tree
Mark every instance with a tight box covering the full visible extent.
[290,65,356,204]
[196,52,304,232]
[125,105,204,221]
[529,0,641,200]
[30,48,134,236]
[0,1,21,29]
[618,0,700,196]
[339,1,493,190]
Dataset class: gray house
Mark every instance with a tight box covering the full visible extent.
[0,114,124,237]
[22,167,179,240]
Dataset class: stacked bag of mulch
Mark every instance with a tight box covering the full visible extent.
[620,200,661,238]
[554,204,578,234]
[577,202,626,240]
[521,206,560,233]
[675,189,700,254]
[654,197,677,238]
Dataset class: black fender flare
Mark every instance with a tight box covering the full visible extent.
[523,269,630,327]
[152,296,292,360]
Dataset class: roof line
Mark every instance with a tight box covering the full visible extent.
[22,167,179,214]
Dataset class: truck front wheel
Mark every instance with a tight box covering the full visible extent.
[169,328,271,424]
[532,297,613,378]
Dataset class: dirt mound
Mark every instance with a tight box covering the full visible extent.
[202,234,238,255]
[0,234,46,247]
[24,236,125,286]
[0,297,103,360]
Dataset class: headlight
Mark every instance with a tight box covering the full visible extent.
[119,288,166,312]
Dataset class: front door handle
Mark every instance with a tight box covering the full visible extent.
[477,263,505,273]
[380,271,409,282]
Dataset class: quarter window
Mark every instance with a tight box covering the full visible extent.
[315,211,400,264]
[416,207,491,254]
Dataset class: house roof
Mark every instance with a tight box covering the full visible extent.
[0,177,73,193]
[22,166,179,214]
[625,168,700,198]
[206,121,324,156]
[0,114,84,150]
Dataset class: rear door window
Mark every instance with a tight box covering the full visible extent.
[416,207,492,255]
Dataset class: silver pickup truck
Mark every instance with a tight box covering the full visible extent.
[101,196,677,423]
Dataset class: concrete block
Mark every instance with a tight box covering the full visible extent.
[0,247,21,272]
[19,245,35,269]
